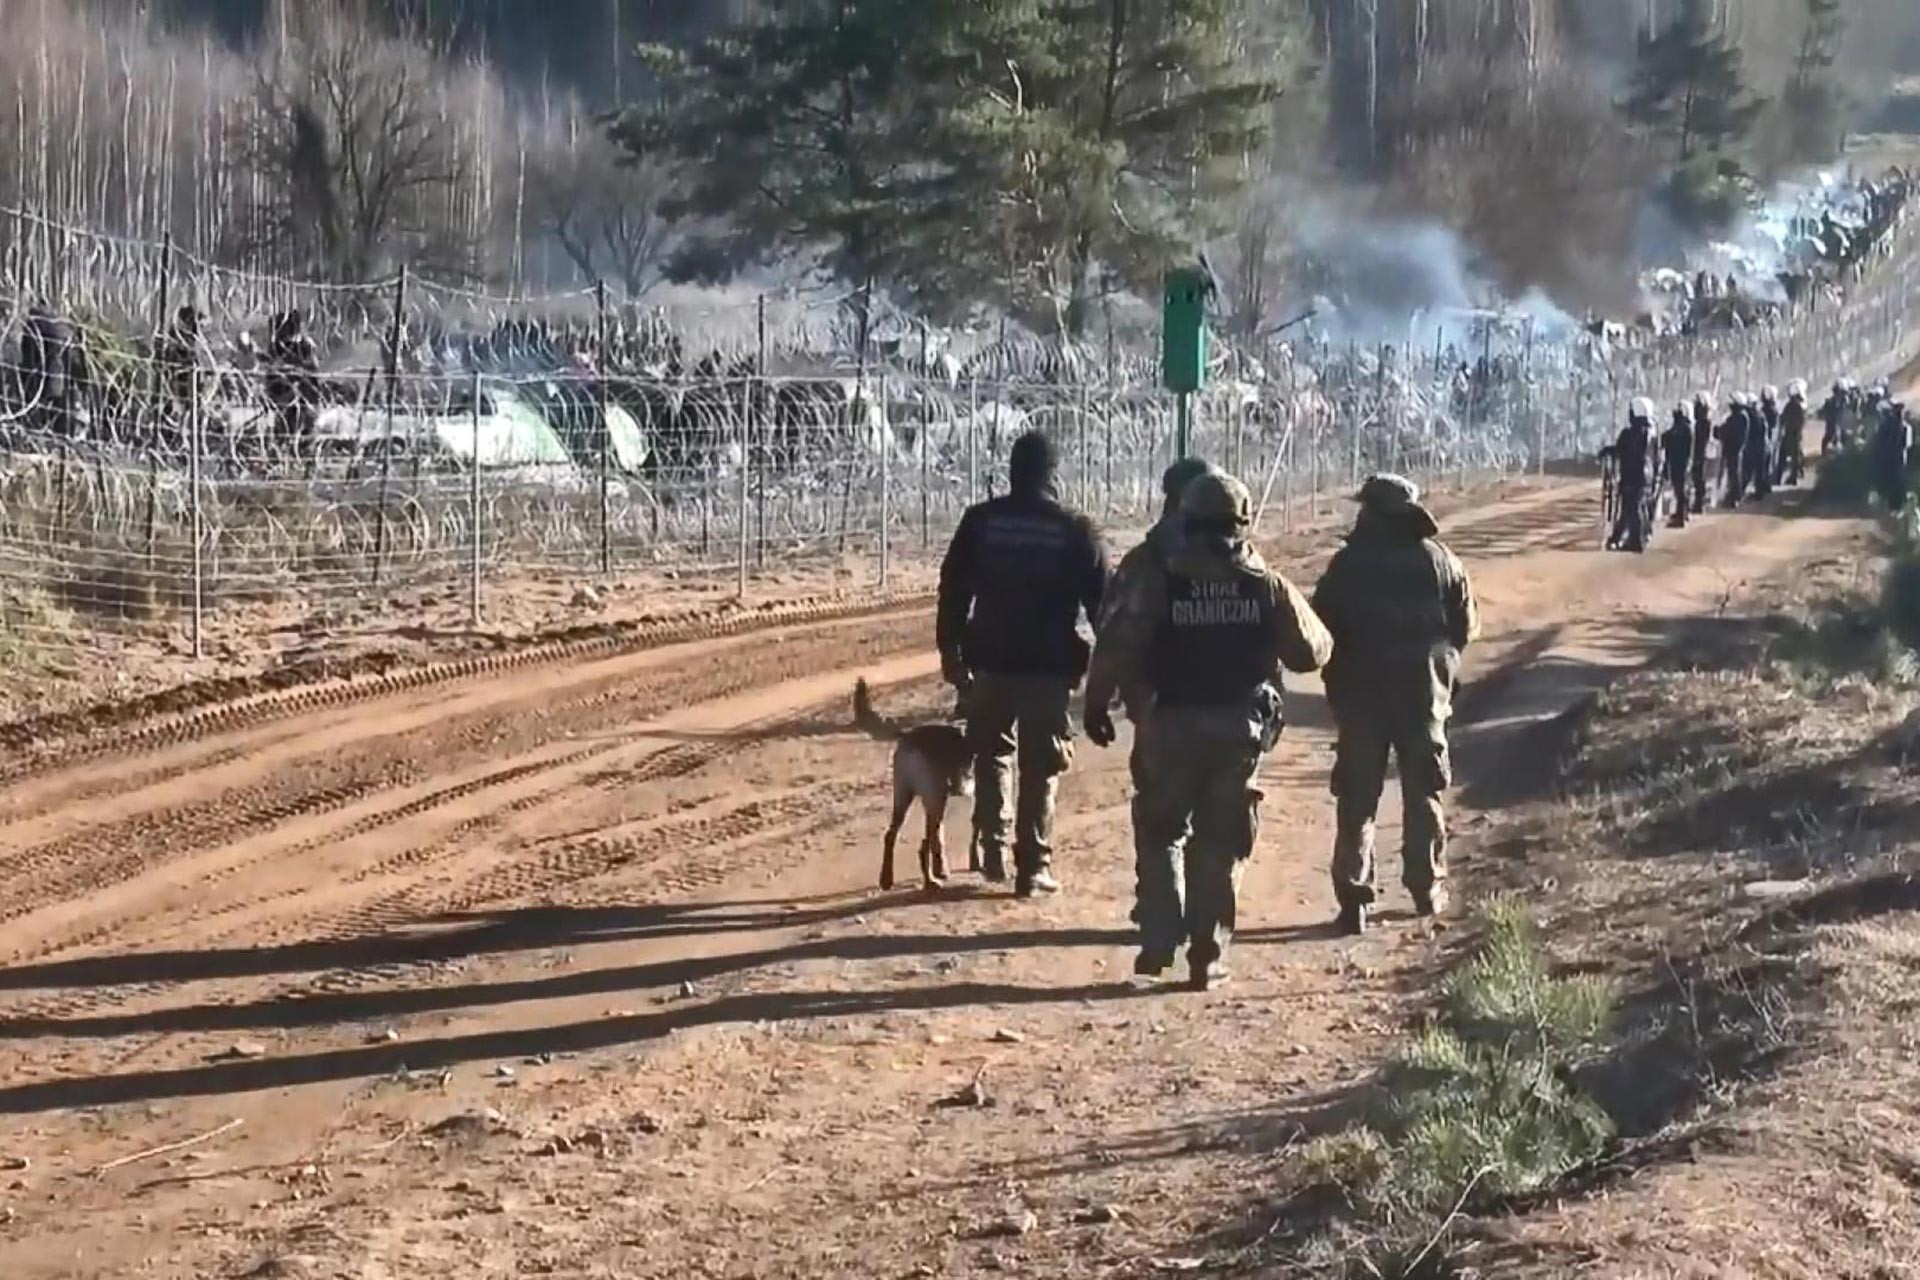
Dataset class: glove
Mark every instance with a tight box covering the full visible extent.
[1084,704,1117,748]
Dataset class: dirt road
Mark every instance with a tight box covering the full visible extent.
[0,478,1865,1279]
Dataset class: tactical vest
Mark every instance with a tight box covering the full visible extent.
[1150,566,1274,707]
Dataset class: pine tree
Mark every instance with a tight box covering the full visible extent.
[608,0,940,354]
[1623,0,1765,163]
[1784,0,1848,164]
[912,0,1282,337]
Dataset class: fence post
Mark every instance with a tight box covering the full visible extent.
[144,231,174,571]
[189,356,204,661]
[920,322,931,549]
[597,279,612,576]
[737,372,752,598]
[756,294,769,567]
[1349,339,1361,487]
[372,265,407,588]
[967,370,979,508]
[470,368,483,628]
[1103,302,1116,515]
[880,371,891,591]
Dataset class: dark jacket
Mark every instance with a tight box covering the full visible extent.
[1613,422,1654,488]
[938,487,1107,682]
[1661,413,1693,479]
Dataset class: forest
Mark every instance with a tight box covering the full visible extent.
[2,0,1917,341]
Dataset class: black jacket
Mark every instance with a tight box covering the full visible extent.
[938,488,1107,681]
[1613,422,1654,487]
[1661,414,1693,477]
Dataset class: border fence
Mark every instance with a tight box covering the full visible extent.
[1,199,1919,663]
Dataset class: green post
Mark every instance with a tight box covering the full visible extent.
[1163,267,1209,459]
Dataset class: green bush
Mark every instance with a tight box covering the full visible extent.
[1291,902,1617,1270]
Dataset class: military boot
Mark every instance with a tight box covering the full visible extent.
[1187,961,1230,992]
[1133,948,1174,979]
[1337,901,1369,936]
[1014,867,1061,898]
[1412,884,1450,918]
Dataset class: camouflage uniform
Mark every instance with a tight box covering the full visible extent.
[1312,474,1478,935]
[1097,457,1220,932]
[1086,473,1332,989]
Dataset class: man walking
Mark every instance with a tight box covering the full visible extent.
[1690,393,1713,514]
[1084,471,1330,989]
[1608,399,1656,552]
[1313,474,1478,935]
[938,431,1107,897]
[1098,456,1220,930]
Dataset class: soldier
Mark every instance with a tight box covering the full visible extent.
[1820,379,1849,455]
[938,430,1107,897]
[1751,387,1778,500]
[1084,471,1330,988]
[1097,456,1221,931]
[1719,392,1751,507]
[1777,380,1808,487]
[1874,401,1912,513]
[1691,393,1713,513]
[1662,402,1694,528]
[265,309,321,468]
[1608,399,1656,552]
[1313,474,1477,935]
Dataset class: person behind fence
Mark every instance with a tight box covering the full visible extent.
[1777,380,1808,487]
[1608,399,1657,552]
[1751,387,1779,501]
[265,309,321,466]
[1874,400,1913,513]
[1097,455,1221,932]
[1719,392,1751,507]
[19,302,80,439]
[157,305,205,422]
[1820,379,1850,456]
[1691,392,1713,513]
[1313,473,1478,936]
[938,430,1108,897]
[1663,401,1694,528]
[1083,471,1330,989]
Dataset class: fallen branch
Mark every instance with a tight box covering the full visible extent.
[94,1118,244,1175]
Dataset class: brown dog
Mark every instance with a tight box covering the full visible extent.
[853,678,974,891]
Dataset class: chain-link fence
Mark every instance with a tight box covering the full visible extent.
[1,199,1918,660]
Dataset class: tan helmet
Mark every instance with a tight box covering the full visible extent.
[1180,471,1252,528]
[1355,471,1422,510]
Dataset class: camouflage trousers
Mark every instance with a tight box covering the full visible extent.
[967,673,1075,878]
[1125,698,1190,928]
[1133,708,1265,969]
[1330,707,1451,910]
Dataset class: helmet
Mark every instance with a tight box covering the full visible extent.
[1630,396,1655,421]
[1788,379,1808,399]
[1695,391,1712,407]
[1180,472,1252,528]
[1833,379,1847,394]
[1763,385,1779,401]
[1676,400,1694,416]
[1730,391,1747,407]
[1161,456,1218,501]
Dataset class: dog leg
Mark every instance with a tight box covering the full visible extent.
[924,793,949,887]
[881,769,911,892]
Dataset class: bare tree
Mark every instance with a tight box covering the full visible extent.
[233,0,476,284]
[527,126,671,298]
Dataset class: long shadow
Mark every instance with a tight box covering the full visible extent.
[0,977,1151,1115]
[0,926,1133,1044]
[0,894,896,996]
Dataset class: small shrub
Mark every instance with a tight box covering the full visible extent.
[1287,903,1618,1269]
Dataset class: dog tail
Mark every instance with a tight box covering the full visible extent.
[852,678,901,742]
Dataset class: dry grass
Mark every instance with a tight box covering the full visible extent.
[1249,535,1920,1277]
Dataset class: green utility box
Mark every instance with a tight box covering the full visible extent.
[1162,267,1210,394]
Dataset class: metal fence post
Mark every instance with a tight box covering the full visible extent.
[189,358,204,660]
[597,279,612,576]
[470,368,483,628]
[372,265,406,588]
[738,372,752,597]
[879,372,891,591]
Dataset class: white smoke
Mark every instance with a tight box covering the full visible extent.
[1283,199,1579,348]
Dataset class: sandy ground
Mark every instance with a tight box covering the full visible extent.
[0,469,1865,1279]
